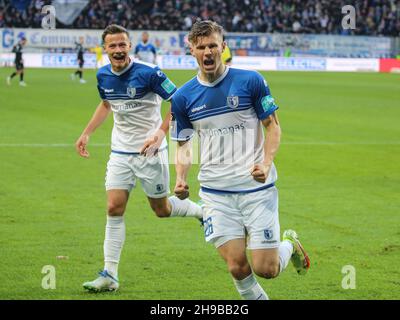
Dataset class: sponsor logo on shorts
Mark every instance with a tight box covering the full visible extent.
[261,240,278,244]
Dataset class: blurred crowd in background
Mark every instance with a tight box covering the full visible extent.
[1,0,399,36]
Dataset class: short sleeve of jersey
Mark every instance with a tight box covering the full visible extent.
[96,73,106,100]
[171,93,194,141]
[251,72,279,120]
[150,44,157,54]
[150,67,177,101]
[134,45,140,54]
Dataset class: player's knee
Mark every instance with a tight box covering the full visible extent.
[253,263,280,279]
[107,201,125,216]
[228,261,251,279]
[150,203,170,218]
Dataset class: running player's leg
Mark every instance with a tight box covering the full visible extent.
[9,70,17,79]
[139,149,202,219]
[19,65,26,85]
[74,60,83,79]
[147,196,202,219]
[7,65,19,84]
[251,235,309,278]
[79,60,86,83]
[243,187,309,279]
[83,153,134,292]
[217,238,268,300]
[104,189,129,277]
[200,190,269,300]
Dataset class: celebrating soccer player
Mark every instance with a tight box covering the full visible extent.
[171,21,311,300]
[75,24,203,293]
[7,37,27,87]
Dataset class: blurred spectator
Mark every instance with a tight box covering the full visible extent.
[0,0,399,36]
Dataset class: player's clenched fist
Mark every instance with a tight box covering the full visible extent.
[174,181,189,200]
[75,134,90,158]
[251,163,270,183]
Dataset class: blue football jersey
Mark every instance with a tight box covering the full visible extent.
[97,59,177,153]
[134,42,157,64]
[171,67,279,193]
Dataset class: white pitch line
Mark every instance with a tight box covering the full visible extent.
[283,141,400,145]
[0,142,399,147]
[0,143,110,147]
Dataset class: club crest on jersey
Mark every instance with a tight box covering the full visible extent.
[126,87,136,98]
[264,229,273,240]
[227,96,239,109]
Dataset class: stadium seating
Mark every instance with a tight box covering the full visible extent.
[0,0,399,36]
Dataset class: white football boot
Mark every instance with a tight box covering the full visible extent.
[283,229,311,275]
[83,270,119,292]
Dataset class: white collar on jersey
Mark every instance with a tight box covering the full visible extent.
[110,58,134,76]
[197,66,230,87]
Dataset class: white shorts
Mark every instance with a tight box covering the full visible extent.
[105,148,170,198]
[199,186,280,250]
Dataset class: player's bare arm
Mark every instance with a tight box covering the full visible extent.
[251,112,281,183]
[75,100,111,158]
[174,140,192,200]
[140,107,172,157]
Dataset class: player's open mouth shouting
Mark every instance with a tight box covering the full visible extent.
[112,53,126,61]
[111,53,128,66]
[203,57,215,70]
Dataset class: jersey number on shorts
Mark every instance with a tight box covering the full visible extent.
[204,217,214,237]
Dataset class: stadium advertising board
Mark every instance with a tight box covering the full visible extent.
[229,56,277,70]
[326,59,380,72]
[379,59,400,73]
[2,53,387,73]
[159,55,197,69]
[1,29,394,59]
[277,57,327,71]
[42,53,97,68]
[177,32,392,58]
[0,28,183,54]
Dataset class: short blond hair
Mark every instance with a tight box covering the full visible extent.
[188,20,224,45]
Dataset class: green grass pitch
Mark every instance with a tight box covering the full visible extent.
[0,67,399,300]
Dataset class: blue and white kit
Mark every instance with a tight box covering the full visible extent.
[171,66,281,248]
[134,42,157,64]
[97,59,177,197]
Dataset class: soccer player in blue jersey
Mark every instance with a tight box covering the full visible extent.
[134,31,157,64]
[171,21,310,300]
[75,24,202,292]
